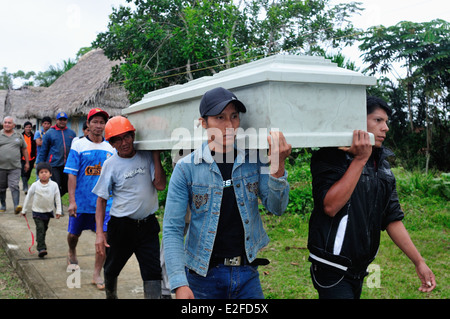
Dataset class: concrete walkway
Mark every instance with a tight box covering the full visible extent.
[0,190,148,299]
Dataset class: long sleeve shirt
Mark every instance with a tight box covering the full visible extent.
[22,180,62,215]
[163,142,290,291]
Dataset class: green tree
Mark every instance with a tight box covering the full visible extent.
[34,58,77,87]
[3,47,89,89]
[360,19,450,171]
[93,0,362,103]
[94,0,252,103]
[359,20,449,130]
[0,68,14,89]
[245,0,362,56]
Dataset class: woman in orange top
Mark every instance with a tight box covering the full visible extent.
[21,121,37,193]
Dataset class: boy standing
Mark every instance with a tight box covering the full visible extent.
[22,162,62,257]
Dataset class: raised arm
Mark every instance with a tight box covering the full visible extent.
[152,151,167,191]
[323,130,372,217]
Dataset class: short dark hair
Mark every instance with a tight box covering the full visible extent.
[367,96,392,116]
[23,121,32,128]
[42,116,52,124]
[36,162,52,174]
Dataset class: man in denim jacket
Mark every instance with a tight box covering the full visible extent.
[163,87,291,299]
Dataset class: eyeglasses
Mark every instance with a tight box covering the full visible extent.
[57,118,68,121]
[110,133,133,144]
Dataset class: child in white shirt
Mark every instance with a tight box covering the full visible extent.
[22,162,62,257]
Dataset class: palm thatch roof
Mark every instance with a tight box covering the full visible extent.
[25,48,129,119]
[0,89,7,121]
[3,86,46,125]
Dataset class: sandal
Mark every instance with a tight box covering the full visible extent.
[92,280,105,290]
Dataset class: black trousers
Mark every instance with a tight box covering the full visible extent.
[104,215,162,281]
[50,166,68,196]
[21,159,35,183]
[34,216,50,251]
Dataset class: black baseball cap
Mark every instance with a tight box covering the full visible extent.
[199,87,246,117]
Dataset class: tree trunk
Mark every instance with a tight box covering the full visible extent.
[407,82,414,132]
[425,97,431,174]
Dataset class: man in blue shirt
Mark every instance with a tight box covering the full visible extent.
[64,108,114,290]
[34,116,52,164]
[37,112,76,214]
[163,87,291,299]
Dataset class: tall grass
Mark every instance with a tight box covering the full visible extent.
[258,160,449,299]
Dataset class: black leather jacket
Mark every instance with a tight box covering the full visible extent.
[308,147,404,278]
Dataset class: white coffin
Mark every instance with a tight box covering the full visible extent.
[122,55,377,151]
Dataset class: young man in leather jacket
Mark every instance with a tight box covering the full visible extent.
[308,96,436,299]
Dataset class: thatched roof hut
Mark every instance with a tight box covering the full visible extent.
[25,48,129,119]
[0,90,7,121]
[2,86,46,126]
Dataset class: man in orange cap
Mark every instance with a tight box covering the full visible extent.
[64,108,114,290]
[93,116,166,299]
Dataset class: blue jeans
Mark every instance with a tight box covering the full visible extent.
[186,265,264,299]
[310,264,364,299]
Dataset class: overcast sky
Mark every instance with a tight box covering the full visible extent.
[1,0,449,76]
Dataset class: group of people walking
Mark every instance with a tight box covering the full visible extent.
[0,87,436,300]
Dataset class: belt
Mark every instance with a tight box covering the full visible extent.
[209,256,270,268]
[111,214,155,225]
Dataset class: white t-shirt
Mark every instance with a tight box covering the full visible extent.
[22,180,62,215]
[92,151,158,220]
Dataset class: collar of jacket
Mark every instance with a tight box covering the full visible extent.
[194,141,248,166]
[51,125,68,131]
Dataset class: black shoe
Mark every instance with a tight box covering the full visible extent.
[38,249,47,258]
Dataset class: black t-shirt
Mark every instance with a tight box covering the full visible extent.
[211,150,245,259]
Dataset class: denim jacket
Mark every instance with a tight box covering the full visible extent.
[163,142,290,291]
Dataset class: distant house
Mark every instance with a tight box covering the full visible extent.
[0,89,6,124]
[1,86,45,128]
[3,48,130,135]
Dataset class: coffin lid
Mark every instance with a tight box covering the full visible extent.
[123,55,376,114]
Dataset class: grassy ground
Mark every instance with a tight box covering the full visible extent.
[0,246,29,299]
[0,166,447,299]
[258,167,449,299]
[258,213,449,299]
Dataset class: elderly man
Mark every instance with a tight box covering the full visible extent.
[93,116,166,299]
[0,116,29,213]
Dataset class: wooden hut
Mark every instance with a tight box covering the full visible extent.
[25,48,129,135]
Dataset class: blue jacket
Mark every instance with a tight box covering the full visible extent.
[163,142,290,291]
[37,125,76,167]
